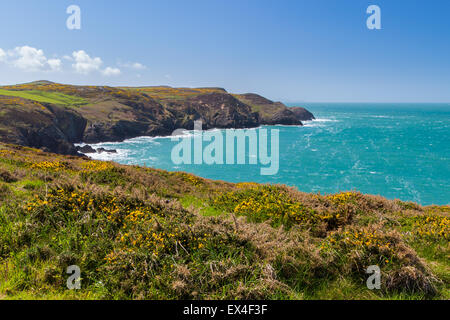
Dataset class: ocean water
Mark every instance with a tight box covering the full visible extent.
[80,103,450,206]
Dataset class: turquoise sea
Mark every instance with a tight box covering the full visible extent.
[81,103,450,206]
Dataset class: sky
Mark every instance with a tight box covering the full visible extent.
[0,0,449,102]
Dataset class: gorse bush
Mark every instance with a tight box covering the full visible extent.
[0,143,448,300]
[80,161,127,186]
[18,186,298,299]
[213,185,356,232]
[170,172,204,187]
[30,161,67,172]
[214,185,315,226]
[320,225,439,297]
[409,215,449,241]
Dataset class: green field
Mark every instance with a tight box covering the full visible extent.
[0,89,87,106]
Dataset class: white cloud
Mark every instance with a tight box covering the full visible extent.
[11,46,48,71]
[47,58,62,71]
[102,67,121,76]
[119,61,147,70]
[72,50,103,74]
[0,46,124,77]
[0,46,62,72]
[72,50,122,76]
[130,62,146,70]
[0,48,6,62]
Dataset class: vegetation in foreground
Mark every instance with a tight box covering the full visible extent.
[0,143,448,300]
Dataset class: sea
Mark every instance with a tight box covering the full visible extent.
[78,103,450,206]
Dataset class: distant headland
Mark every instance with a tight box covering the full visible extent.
[0,81,314,155]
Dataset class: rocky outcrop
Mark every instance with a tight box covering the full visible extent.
[76,145,117,154]
[265,109,302,125]
[97,148,117,153]
[44,104,87,143]
[290,107,315,121]
[233,93,302,125]
[166,93,260,130]
[76,145,96,153]
[0,82,315,155]
[0,98,86,155]
[83,120,155,144]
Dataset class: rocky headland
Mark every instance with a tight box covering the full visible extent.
[0,81,315,155]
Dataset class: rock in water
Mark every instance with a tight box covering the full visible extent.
[76,145,96,153]
[97,148,117,154]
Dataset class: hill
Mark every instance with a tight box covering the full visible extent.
[0,81,314,155]
[0,143,448,299]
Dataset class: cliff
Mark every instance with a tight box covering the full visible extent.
[0,81,315,154]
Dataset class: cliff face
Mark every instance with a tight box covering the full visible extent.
[233,93,314,125]
[0,81,315,154]
[81,92,171,143]
[165,93,260,130]
[290,106,316,121]
[0,96,86,155]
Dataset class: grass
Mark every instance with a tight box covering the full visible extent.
[0,89,87,106]
[180,195,223,217]
[122,86,226,104]
[0,143,448,300]
[232,94,285,119]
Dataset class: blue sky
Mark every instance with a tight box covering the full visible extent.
[0,0,449,102]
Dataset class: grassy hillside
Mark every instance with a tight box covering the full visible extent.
[0,89,88,106]
[233,93,287,118]
[122,86,227,104]
[0,143,448,300]
[1,82,227,107]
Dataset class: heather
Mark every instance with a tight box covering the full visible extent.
[0,143,448,300]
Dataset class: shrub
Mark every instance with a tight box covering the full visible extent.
[213,185,354,232]
[0,168,17,183]
[80,161,127,186]
[320,225,439,296]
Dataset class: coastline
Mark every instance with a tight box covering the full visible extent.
[77,106,450,207]
[0,81,315,155]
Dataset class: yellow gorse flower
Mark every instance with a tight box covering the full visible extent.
[31,161,65,171]
[81,161,115,172]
